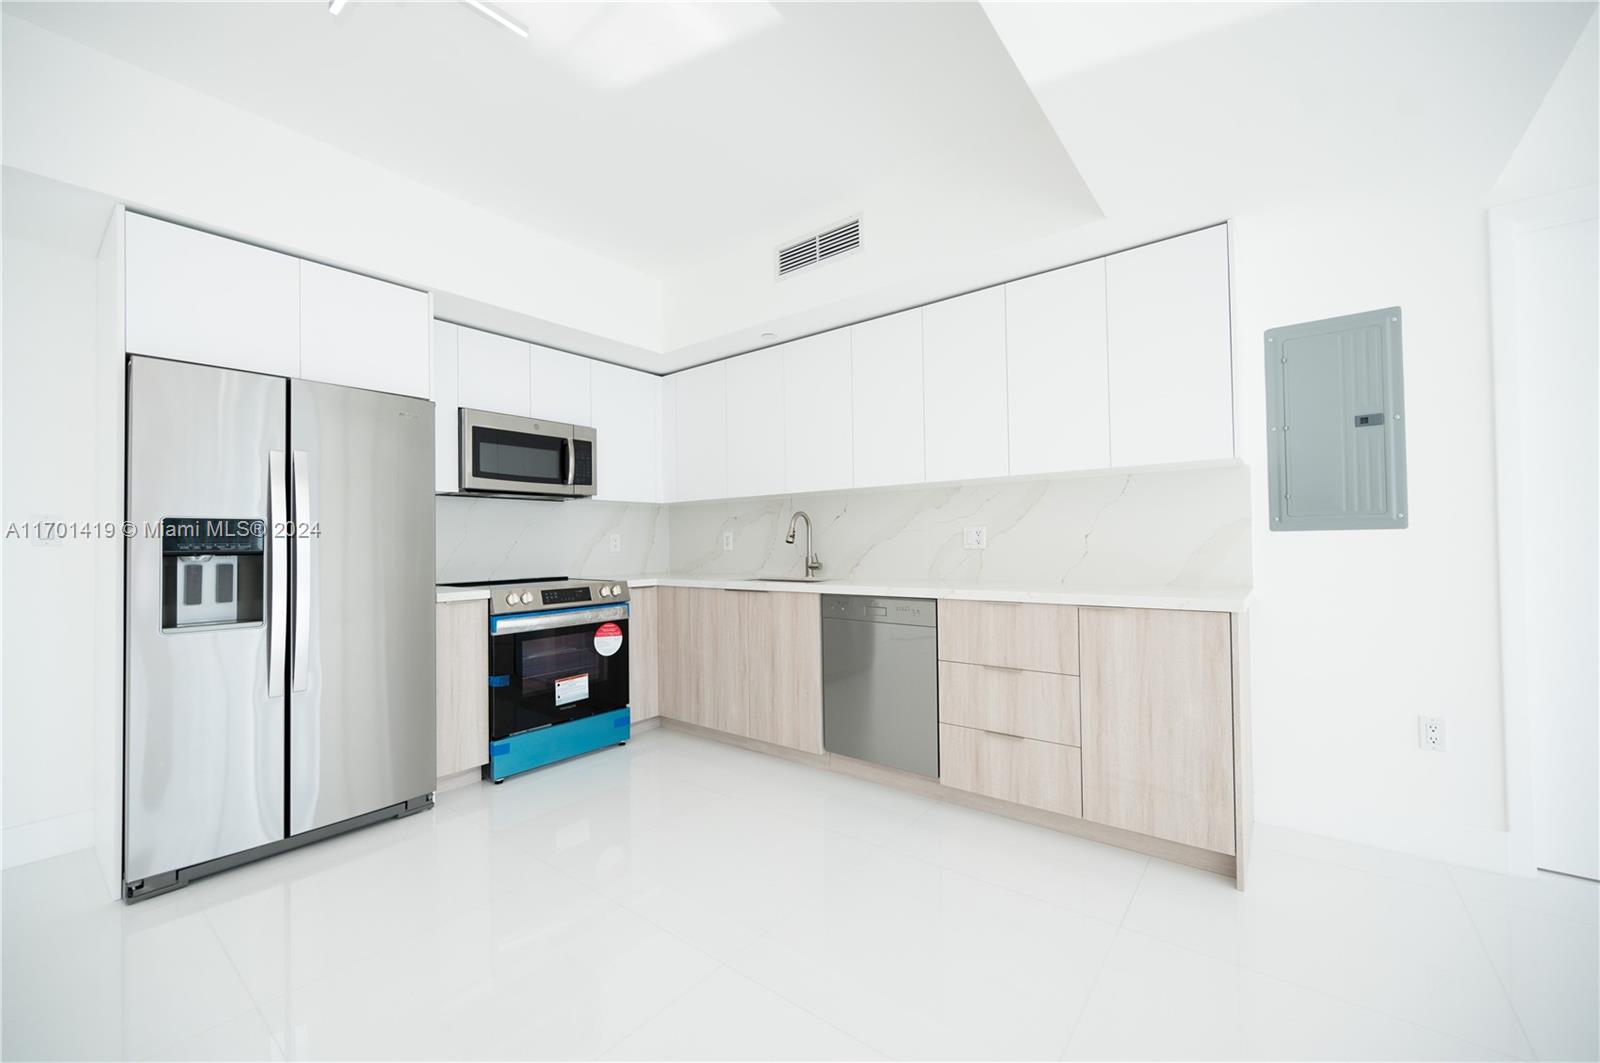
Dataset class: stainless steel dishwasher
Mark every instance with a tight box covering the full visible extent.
[821,595,939,778]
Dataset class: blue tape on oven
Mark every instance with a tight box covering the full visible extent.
[488,675,510,688]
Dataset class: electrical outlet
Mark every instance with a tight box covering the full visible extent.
[963,525,988,550]
[608,533,622,553]
[721,531,735,551]
[1418,716,1446,751]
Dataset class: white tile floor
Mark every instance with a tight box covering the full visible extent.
[3,727,1596,1061]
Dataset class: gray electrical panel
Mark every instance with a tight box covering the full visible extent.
[1265,307,1407,531]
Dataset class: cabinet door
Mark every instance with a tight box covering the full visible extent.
[433,321,460,493]
[659,587,739,732]
[299,260,431,399]
[783,330,854,494]
[456,327,531,416]
[725,347,787,498]
[741,591,822,753]
[124,213,300,377]
[591,361,662,503]
[436,599,488,778]
[1105,226,1233,467]
[529,343,592,426]
[1006,260,1110,475]
[923,286,1009,482]
[1080,607,1235,854]
[671,362,728,502]
[851,308,925,488]
[627,586,661,723]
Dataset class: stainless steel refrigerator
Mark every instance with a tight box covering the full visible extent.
[124,356,436,899]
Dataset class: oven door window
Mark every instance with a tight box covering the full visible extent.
[471,426,567,486]
[490,619,630,739]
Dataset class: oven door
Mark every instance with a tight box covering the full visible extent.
[459,408,574,495]
[488,604,630,739]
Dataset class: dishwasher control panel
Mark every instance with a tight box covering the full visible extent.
[821,595,937,627]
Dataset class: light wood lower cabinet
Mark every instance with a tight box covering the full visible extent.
[435,599,488,778]
[658,587,822,754]
[740,590,823,754]
[938,661,1080,745]
[939,723,1083,818]
[1080,606,1235,854]
[937,599,1079,674]
[628,586,661,723]
[659,586,734,733]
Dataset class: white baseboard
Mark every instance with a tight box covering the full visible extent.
[2,810,95,870]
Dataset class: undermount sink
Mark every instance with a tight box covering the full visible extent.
[753,576,831,584]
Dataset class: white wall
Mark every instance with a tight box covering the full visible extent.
[1491,10,1599,206]
[1231,192,1513,869]
[0,15,665,363]
[1,186,104,868]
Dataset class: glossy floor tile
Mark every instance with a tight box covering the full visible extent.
[3,726,1595,1061]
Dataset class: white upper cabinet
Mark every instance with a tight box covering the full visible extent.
[529,343,592,426]
[1006,260,1110,475]
[456,327,531,416]
[671,361,728,502]
[124,213,300,377]
[725,347,787,498]
[299,260,431,399]
[783,330,854,494]
[922,286,1010,483]
[1105,226,1233,467]
[590,361,662,503]
[851,308,925,488]
[432,321,460,493]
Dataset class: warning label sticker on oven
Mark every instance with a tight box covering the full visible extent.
[554,673,590,707]
[594,621,623,657]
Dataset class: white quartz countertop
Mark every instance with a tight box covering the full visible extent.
[438,578,1250,612]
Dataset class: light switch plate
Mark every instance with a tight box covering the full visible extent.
[963,526,988,550]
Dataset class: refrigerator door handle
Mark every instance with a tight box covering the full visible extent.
[292,449,311,693]
[268,451,288,699]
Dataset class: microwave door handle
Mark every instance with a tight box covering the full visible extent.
[566,436,576,487]
[291,449,311,693]
[268,451,288,698]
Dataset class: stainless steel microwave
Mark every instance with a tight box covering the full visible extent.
[458,408,596,497]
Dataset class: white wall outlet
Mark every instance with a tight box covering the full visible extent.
[1418,716,1447,751]
[963,525,988,550]
[608,532,622,553]
[721,531,735,551]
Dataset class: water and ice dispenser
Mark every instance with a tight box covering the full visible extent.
[160,518,266,630]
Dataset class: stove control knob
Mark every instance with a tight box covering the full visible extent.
[611,584,624,597]
[505,592,519,606]
[520,591,535,604]
[599,585,612,598]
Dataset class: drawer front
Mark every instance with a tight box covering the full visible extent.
[937,600,1079,674]
[938,662,1080,745]
[938,723,1083,818]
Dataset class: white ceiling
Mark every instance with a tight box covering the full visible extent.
[5,1,1590,373]
[7,1,1099,276]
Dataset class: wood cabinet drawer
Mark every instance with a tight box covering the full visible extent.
[937,600,1079,674]
[938,723,1082,818]
[938,662,1080,745]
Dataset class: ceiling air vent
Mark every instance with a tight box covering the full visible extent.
[776,216,861,278]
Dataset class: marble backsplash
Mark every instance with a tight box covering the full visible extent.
[668,464,1251,590]
[436,463,1251,590]
[436,495,670,583]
